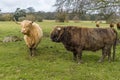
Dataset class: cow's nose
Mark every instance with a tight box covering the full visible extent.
[21,28,25,33]
[21,30,25,34]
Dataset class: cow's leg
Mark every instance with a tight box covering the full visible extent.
[32,48,36,56]
[29,48,36,56]
[107,46,112,62]
[77,52,83,64]
[73,52,77,61]
[98,47,107,62]
[76,48,83,64]
[107,49,111,62]
[29,48,33,56]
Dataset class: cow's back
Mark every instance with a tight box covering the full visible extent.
[81,28,116,51]
[62,27,117,51]
[32,23,43,38]
[24,22,43,48]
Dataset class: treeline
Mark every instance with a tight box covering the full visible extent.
[0,11,56,22]
[55,0,120,23]
[0,12,106,22]
[0,7,119,23]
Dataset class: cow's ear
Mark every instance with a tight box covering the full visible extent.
[31,21,33,24]
[30,21,33,25]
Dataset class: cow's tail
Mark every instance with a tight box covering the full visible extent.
[112,29,118,61]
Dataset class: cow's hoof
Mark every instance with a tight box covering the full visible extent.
[78,62,81,64]
[31,54,36,57]
[98,60,103,63]
[30,54,35,57]
[78,60,83,64]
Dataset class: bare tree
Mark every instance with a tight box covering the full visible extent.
[55,0,120,22]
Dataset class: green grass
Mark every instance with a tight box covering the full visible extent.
[0,21,120,80]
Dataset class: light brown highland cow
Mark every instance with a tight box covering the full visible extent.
[15,20,43,56]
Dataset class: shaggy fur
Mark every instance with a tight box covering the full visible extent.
[17,20,43,56]
[51,26,117,63]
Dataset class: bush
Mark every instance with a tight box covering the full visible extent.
[36,16,43,22]
[18,17,26,21]
[56,12,67,22]
[0,13,12,21]
[0,16,5,21]
[73,15,80,23]
[17,14,43,22]
[25,14,36,21]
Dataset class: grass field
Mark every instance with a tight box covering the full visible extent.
[0,21,120,80]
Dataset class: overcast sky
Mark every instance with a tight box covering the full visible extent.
[0,0,56,12]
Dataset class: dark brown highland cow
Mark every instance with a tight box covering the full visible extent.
[51,26,117,64]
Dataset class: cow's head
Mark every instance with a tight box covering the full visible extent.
[51,26,65,42]
[15,20,33,35]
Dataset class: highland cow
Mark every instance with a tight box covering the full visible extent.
[15,20,43,56]
[51,26,117,64]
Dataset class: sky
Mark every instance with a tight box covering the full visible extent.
[0,0,56,12]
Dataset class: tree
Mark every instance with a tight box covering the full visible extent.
[26,14,36,21]
[55,0,93,15]
[73,15,80,23]
[55,0,120,22]
[92,0,120,23]
[26,7,35,13]
[55,9,68,22]
[13,8,26,21]
[0,9,1,15]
